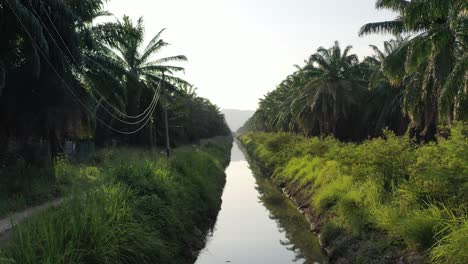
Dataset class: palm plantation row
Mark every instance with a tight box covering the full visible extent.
[0,0,230,167]
[0,2,232,261]
[238,1,467,263]
[240,0,467,142]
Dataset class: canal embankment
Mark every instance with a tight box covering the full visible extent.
[0,137,232,264]
[238,131,466,264]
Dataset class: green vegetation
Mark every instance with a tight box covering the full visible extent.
[239,2,467,260]
[0,0,230,170]
[0,1,231,262]
[0,137,232,264]
[240,123,467,263]
[0,166,56,217]
[0,0,230,216]
[239,0,467,142]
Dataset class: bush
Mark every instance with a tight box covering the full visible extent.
[0,160,57,217]
[0,138,232,264]
[336,189,369,234]
[321,221,343,245]
[396,206,445,249]
[431,217,468,264]
[408,122,468,203]
[2,184,162,264]
[313,176,352,211]
[240,123,467,260]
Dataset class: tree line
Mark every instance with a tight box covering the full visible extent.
[0,0,230,166]
[239,0,467,142]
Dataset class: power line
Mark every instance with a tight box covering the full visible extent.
[32,5,158,126]
[5,0,160,135]
[33,2,161,124]
[83,55,159,119]
[40,2,160,120]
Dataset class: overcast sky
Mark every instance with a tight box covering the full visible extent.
[104,0,396,110]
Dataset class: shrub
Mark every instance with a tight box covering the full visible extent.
[0,138,232,264]
[313,176,352,211]
[336,189,369,234]
[321,221,343,245]
[431,216,468,264]
[2,184,162,264]
[409,122,468,203]
[240,125,467,260]
[397,206,445,249]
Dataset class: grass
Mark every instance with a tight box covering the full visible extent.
[0,137,232,264]
[0,166,58,218]
[240,122,467,263]
[0,154,103,218]
[431,214,468,264]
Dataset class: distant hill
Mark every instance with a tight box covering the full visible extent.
[221,109,255,132]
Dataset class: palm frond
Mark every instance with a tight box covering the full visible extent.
[141,65,185,74]
[440,52,468,116]
[142,28,166,55]
[143,55,187,66]
[382,40,410,84]
[369,45,385,62]
[359,20,405,36]
[375,0,409,12]
[11,0,49,54]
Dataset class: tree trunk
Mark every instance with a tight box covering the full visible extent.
[162,73,170,158]
[417,40,454,142]
[126,84,143,146]
[163,94,170,158]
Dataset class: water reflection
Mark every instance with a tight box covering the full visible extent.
[195,141,326,264]
[253,171,326,263]
[228,141,245,162]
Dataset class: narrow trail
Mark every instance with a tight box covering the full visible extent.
[0,199,63,245]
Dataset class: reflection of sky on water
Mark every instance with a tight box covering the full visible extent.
[196,142,326,264]
[228,140,245,162]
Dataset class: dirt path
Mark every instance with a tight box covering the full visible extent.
[0,199,63,245]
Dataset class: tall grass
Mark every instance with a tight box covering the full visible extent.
[240,122,467,263]
[431,214,468,264]
[0,137,232,264]
[0,165,56,217]
[0,154,102,217]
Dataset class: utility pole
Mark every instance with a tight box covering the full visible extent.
[162,72,170,158]
[149,116,153,149]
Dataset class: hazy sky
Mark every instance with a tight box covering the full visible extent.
[104,0,396,110]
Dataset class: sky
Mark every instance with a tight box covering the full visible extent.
[103,0,396,110]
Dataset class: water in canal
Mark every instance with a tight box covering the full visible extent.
[195,141,326,264]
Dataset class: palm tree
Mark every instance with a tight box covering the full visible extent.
[242,42,369,140]
[278,71,311,133]
[0,0,90,159]
[299,41,368,140]
[359,0,468,141]
[0,0,57,91]
[363,37,409,136]
[151,83,229,144]
[92,16,187,145]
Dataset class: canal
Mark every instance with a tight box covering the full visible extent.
[195,141,326,264]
